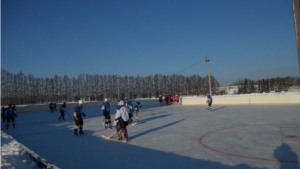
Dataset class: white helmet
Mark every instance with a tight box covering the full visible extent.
[119,100,124,106]
[104,98,108,102]
[78,100,83,104]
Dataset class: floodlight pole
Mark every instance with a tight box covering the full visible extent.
[205,56,212,95]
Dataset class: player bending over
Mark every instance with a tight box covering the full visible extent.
[114,100,130,141]
[134,101,142,118]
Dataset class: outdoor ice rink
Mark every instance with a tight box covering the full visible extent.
[2,104,300,169]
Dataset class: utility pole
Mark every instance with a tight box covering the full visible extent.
[292,0,300,75]
[205,56,212,95]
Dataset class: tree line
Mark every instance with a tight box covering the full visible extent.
[234,77,300,94]
[1,69,219,105]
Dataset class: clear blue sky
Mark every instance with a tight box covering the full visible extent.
[1,0,299,85]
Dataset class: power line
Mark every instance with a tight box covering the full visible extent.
[174,58,206,74]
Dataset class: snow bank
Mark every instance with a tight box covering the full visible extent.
[1,131,59,169]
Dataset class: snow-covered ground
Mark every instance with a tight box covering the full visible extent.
[1,132,40,169]
[1,104,300,169]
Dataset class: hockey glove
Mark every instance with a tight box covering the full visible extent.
[82,112,86,117]
[114,120,118,126]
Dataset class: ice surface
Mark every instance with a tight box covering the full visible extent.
[1,104,300,169]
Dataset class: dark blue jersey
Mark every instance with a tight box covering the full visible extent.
[5,107,16,118]
[101,102,111,114]
[125,98,132,106]
[127,105,133,115]
[116,105,122,110]
[207,95,213,103]
[73,105,83,118]
[60,104,66,113]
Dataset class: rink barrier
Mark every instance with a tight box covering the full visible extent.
[182,93,300,105]
[14,93,300,113]
[15,100,163,113]
[1,131,60,169]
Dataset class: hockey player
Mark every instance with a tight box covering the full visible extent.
[12,104,17,111]
[49,102,54,113]
[73,100,86,135]
[125,97,133,110]
[165,95,169,105]
[175,95,180,105]
[101,98,112,129]
[133,101,142,118]
[206,93,213,111]
[173,95,178,105]
[2,106,6,122]
[58,102,66,121]
[114,100,129,141]
[159,95,163,105]
[125,97,134,124]
[5,104,18,129]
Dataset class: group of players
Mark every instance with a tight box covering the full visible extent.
[52,97,141,141]
[158,95,181,105]
[3,93,212,141]
[100,97,142,141]
[159,93,213,111]
[49,102,58,113]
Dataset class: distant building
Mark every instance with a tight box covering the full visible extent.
[216,86,239,95]
[217,85,300,95]
[288,86,300,92]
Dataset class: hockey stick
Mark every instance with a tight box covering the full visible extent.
[101,130,118,139]
[101,119,120,139]
[133,110,144,123]
[134,117,145,123]
[1,125,6,130]
[70,112,87,123]
[15,111,22,118]
[131,116,145,126]
[64,111,74,123]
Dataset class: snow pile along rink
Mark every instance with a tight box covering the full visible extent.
[1,131,59,169]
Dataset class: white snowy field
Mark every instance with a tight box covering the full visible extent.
[1,104,300,169]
